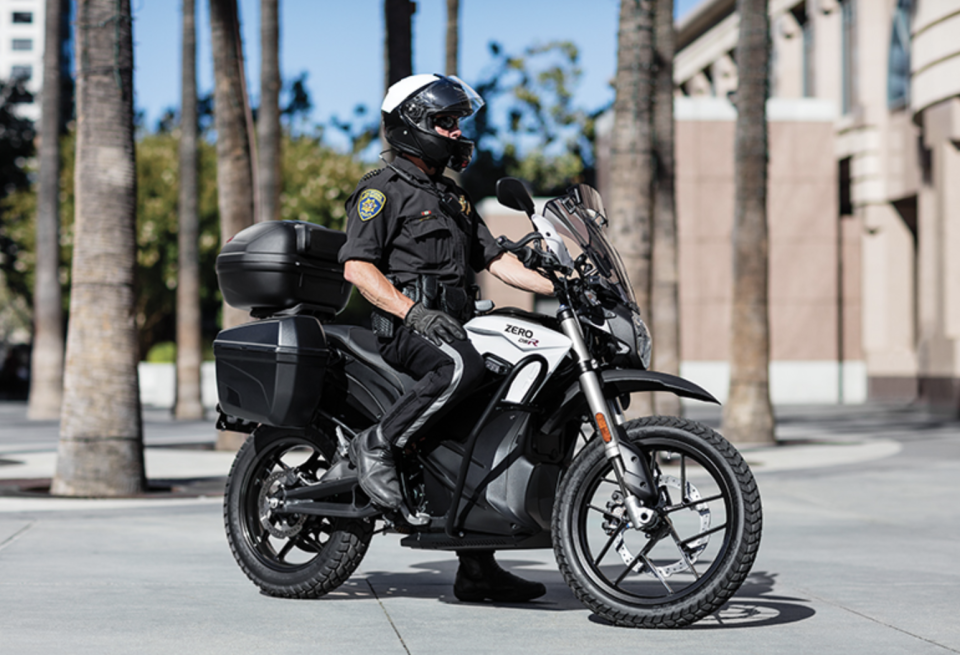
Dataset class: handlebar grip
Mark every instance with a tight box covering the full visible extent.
[497,233,541,253]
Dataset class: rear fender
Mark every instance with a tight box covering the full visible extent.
[542,369,719,435]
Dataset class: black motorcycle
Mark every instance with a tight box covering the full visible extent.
[213,178,762,628]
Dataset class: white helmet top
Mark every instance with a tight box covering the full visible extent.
[382,74,442,114]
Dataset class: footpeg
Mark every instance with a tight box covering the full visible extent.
[399,503,430,527]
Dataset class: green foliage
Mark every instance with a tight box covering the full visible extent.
[134,130,221,356]
[0,130,75,311]
[462,40,608,200]
[145,340,176,363]
[0,124,368,358]
[0,79,40,307]
[280,131,366,230]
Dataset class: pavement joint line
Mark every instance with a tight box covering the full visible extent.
[366,578,412,655]
[0,520,35,552]
[802,588,960,653]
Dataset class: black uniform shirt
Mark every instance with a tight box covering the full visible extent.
[338,157,503,288]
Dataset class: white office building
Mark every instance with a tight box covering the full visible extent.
[0,0,46,120]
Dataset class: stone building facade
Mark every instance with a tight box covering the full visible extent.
[478,0,960,408]
[673,0,960,407]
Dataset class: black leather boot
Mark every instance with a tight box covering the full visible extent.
[453,550,546,602]
[348,426,402,509]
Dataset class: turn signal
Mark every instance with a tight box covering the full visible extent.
[595,413,612,443]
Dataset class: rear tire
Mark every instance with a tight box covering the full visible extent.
[223,426,373,598]
[553,416,762,628]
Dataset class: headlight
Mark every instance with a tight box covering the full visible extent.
[632,312,652,370]
[602,306,652,370]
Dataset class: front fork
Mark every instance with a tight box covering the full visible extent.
[559,310,659,529]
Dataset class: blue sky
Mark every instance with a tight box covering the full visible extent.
[132,0,702,151]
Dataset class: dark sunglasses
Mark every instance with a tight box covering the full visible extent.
[433,115,460,130]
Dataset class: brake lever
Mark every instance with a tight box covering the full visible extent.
[497,233,542,253]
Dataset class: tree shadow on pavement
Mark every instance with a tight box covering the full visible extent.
[312,561,815,627]
[313,557,587,611]
[680,571,816,630]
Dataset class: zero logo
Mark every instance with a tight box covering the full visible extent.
[505,324,539,347]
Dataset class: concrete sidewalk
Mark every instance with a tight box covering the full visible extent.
[1,402,958,654]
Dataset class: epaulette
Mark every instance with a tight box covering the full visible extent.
[359,167,386,183]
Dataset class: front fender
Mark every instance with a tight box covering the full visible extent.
[542,368,719,434]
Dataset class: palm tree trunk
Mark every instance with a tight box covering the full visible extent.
[723,0,775,444]
[609,0,654,416]
[382,0,415,161]
[651,0,680,416]
[211,0,256,450]
[210,0,255,331]
[445,0,459,77]
[176,0,204,420]
[257,0,281,223]
[384,0,415,90]
[27,0,66,420]
[52,0,143,496]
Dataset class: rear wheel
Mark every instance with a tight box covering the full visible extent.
[224,426,373,598]
[553,416,762,628]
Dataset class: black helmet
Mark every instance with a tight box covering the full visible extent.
[381,74,484,172]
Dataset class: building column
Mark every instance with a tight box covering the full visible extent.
[916,98,960,408]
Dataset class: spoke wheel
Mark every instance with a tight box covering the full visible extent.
[224,426,373,598]
[553,416,762,628]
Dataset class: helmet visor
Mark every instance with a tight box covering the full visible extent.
[414,75,485,118]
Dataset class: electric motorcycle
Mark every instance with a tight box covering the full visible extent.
[214,178,762,628]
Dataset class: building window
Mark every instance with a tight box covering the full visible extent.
[12,38,33,52]
[789,4,814,98]
[10,65,32,81]
[12,11,33,23]
[840,0,858,114]
[839,157,853,216]
[887,0,912,110]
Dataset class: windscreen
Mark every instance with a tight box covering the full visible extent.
[542,185,638,306]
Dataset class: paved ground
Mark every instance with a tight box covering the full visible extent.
[0,401,958,654]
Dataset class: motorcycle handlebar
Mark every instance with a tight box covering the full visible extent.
[496,233,542,253]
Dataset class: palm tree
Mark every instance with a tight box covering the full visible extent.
[258,0,281,223]
[609,0,655,416]
[27,0,66,420]
[651,0,680,416]
[52,0,143,496]
[175,0,204,420]
[384,0,414,89]
[445,0,459,77]
[210,0,256,450]
[210,0,255,331]
[723,0,775,444]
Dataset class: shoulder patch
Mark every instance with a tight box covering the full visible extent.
[357,189,387,222]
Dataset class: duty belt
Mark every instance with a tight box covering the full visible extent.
[371,275,474,339]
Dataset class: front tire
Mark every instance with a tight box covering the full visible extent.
[223,426,374,598]
[553,416,762,628]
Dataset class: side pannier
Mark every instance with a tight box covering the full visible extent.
[213,315,328,427]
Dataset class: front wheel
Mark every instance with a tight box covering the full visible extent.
[223,426,374,598]
[553,416,762,628]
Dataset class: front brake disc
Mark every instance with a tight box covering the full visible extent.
[610,475,711,577]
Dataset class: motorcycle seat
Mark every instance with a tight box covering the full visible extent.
[323,324,413,394]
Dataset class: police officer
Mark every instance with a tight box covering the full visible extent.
[338,74,554,602]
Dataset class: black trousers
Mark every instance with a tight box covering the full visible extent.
[376,325,486,448]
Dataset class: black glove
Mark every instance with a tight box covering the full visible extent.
[404,302,467,345]
[515,247,541,269]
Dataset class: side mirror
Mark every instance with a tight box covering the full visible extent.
[496,177,535,217]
